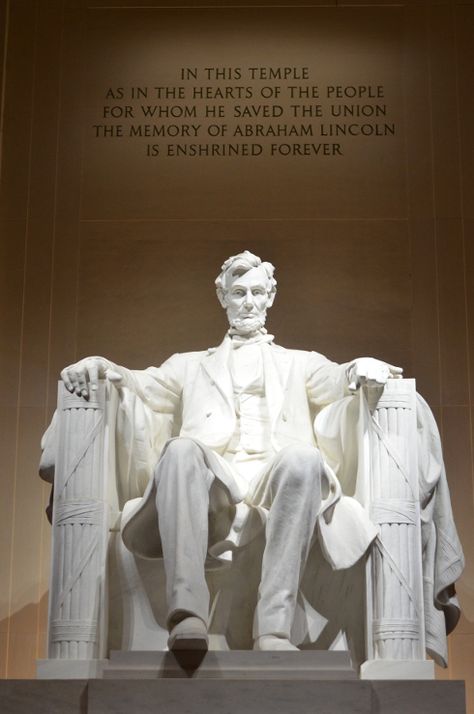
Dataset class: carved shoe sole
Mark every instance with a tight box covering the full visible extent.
[168,617,209,651]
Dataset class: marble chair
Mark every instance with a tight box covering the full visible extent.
[37,378,457,679]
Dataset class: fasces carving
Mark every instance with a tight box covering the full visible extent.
[40,251,464,678]
[47,387,108,660]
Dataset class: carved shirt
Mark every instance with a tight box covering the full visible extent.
[224,341,273,492]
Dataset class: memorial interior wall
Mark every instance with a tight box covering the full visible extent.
[0,0,473,707]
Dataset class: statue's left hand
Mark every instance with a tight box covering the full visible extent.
[347,357,403,392]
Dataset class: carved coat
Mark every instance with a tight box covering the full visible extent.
[120,335,378,570]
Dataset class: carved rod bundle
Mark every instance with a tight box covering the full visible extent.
[365,379,425,661]
[47,384,109,660]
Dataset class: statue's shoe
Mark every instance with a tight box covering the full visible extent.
[167,616,209,651]
[254,635,299,651]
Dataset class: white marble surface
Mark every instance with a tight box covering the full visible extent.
[41,251,464,672]
[360,658,435,680]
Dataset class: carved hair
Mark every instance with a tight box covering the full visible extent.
[215,250,277,303]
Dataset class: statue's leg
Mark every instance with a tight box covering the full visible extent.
[253,444,323,648]
[154,438,214,640]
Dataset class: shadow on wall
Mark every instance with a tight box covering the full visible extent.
[457,578,474,625]
[0,592,49,678]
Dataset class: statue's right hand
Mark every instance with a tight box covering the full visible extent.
[60,356,117,398]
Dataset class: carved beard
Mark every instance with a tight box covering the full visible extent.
[229,312,266,335]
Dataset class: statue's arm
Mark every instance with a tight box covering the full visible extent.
[60,354,183,413]
[306,352,403,406]
[57,355,182,502]
[345,357,403,391]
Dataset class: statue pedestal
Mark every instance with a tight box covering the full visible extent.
[89,679,466,714]
[103,649,357,679]
[0,677,466,714]
[360,658,435,680]
[37,650,437,682]
[36,658,106,679]
[36,650,356,680]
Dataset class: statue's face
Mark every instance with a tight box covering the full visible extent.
[223,265,275,335]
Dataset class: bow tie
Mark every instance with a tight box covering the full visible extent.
[228,329,275,349]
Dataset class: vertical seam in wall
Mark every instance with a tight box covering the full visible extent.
[35,0,67,663]
[426,2,443,427]
[400,4,415,379]
[4,0,40,679]
[0,0,10,177]
[0,0,12,679]
[453,2,474,518]
[74,8,88,362]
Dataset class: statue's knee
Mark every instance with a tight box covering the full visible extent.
[276,444,323,472]
[274,444,323,491]
[163,437,201,460]
[154,437,204,483]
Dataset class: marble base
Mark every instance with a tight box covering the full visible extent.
[34,652,438,682]
[36,659,106,679]
[89,680,466,714]
[0,680,465,714]
[0,680,87,714]
[103,649,357,679]
[360,658,435,680]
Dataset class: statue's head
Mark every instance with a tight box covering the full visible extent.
[215,251,277,335]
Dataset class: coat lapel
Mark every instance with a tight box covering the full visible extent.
[201,336,234,410]
[261,343,292,431]
[202,338,294,428]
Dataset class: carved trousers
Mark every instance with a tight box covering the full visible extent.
[153,437,323,639]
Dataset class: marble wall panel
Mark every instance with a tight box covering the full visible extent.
[0,407,17,630]
[75,222,411,371]
[22,4,68,666]
[456,5,474,221]
[402,2,435,222]
[0,1,6,105]
[428,3,463,220]
[0,0,65,679]
[88,0,338,6]
[0,633,6,680]
[450,635,474,714]
[409,219,441,406]
[456,613,474,636]
[0,0,37,680]
[7,633,38,680]
[0,219,25,404]
[45,4,88,409]
[441,406,474,626]
[466,225,474,409]
[80,6,405,222]
[7,408,50,640]
[36,494,51,652]
[436,219,470,406]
